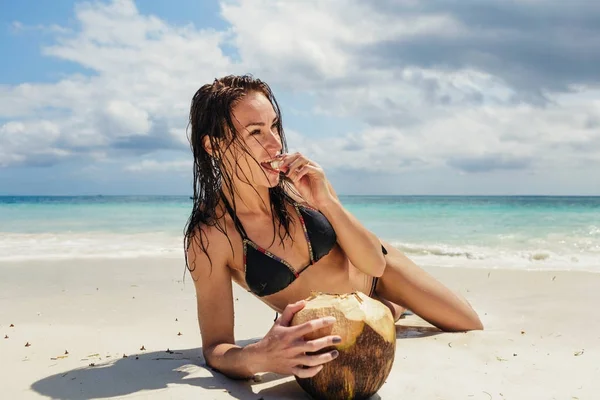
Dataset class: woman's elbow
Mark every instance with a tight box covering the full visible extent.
[457,315,484,332]
[472,316,484,331]
[373,253,387,277]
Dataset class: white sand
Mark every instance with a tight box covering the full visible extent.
[1,257,598,399]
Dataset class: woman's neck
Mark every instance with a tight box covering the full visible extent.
[221,185,273,217]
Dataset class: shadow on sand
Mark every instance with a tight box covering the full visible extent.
[31,326,441,400]
[31,339,305,400]
[396,324,444,339]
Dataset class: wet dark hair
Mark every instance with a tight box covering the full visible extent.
[183,74,297,276]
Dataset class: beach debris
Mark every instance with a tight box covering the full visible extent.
[521,330,526,335]
[135,356,139,359]
[513,353,517,356]
[140,345,146,351]
[175,318,178,321]
[89,363,95,367]
[496,356,507,362]
[50,355,69,360]
[4,335,8,339]
[87,353,100,358]
[177,332,182,336]
[122,354,128,358]
[552,276,556,281]
[448,342,453,348]
[166,348,174,354]
[25,342,31,347]
[483,392,492,400]
[574,349,584,356]
[487,272,491,278]
[65,350,69,355]
[10,324,14,327]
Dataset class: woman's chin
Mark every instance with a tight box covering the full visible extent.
[262,169,282,187]
[267,175,281,187]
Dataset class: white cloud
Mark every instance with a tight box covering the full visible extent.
[125,159,189,172]
[0,0,233,166]
[0,120,69,167]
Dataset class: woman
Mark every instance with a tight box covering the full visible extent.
[184,75,483,380]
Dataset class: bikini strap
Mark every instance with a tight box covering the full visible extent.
[221,195,249,239]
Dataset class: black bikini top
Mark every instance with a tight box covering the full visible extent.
[222,197,337,297]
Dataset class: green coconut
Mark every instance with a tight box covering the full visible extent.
[290,291,396,400]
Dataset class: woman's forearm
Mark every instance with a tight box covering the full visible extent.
[204,342,264,379]
[318,198,386,277]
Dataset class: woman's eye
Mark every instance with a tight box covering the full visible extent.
[250,129,261,135]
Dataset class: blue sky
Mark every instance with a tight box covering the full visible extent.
[1,0,599,195]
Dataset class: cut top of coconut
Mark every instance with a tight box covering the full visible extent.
[300,291,395,344]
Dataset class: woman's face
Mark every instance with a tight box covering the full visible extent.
[225,91,283,188]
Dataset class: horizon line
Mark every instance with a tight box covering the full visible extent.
[1,194,600,197]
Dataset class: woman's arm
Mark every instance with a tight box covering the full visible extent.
[188,226,260,379]
[281,153,385,277]
[318,197,386,277]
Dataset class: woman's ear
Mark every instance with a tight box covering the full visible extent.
[202,136,219,158]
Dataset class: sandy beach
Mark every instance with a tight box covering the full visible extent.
[1,256,598,400]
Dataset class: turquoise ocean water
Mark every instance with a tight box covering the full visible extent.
[1,195,598,271]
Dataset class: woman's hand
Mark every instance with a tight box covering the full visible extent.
[274,152,335,209]
[252,300,341,378]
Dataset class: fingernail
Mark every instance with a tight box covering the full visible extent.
[331,350,339,358]
[333,337,342,344]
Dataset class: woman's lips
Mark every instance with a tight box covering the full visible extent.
[261,154,285,173]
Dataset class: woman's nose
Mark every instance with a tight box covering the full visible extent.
[265,128,281,145]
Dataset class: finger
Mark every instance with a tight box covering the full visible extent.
[291,364,324,379]
[296,349,339,367]
[279,152,300,165]
[289,315,336,339]
[301,335,343,353]
[277,300,306,326]
[285,156,308,174]
[279,152,302,171]
[289,164,310,182]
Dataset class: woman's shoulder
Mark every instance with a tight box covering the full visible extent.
[186,209,236,272]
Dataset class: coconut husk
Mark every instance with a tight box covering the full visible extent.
[290,291,396,400]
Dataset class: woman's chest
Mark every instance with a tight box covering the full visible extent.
[230,245,366,313]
